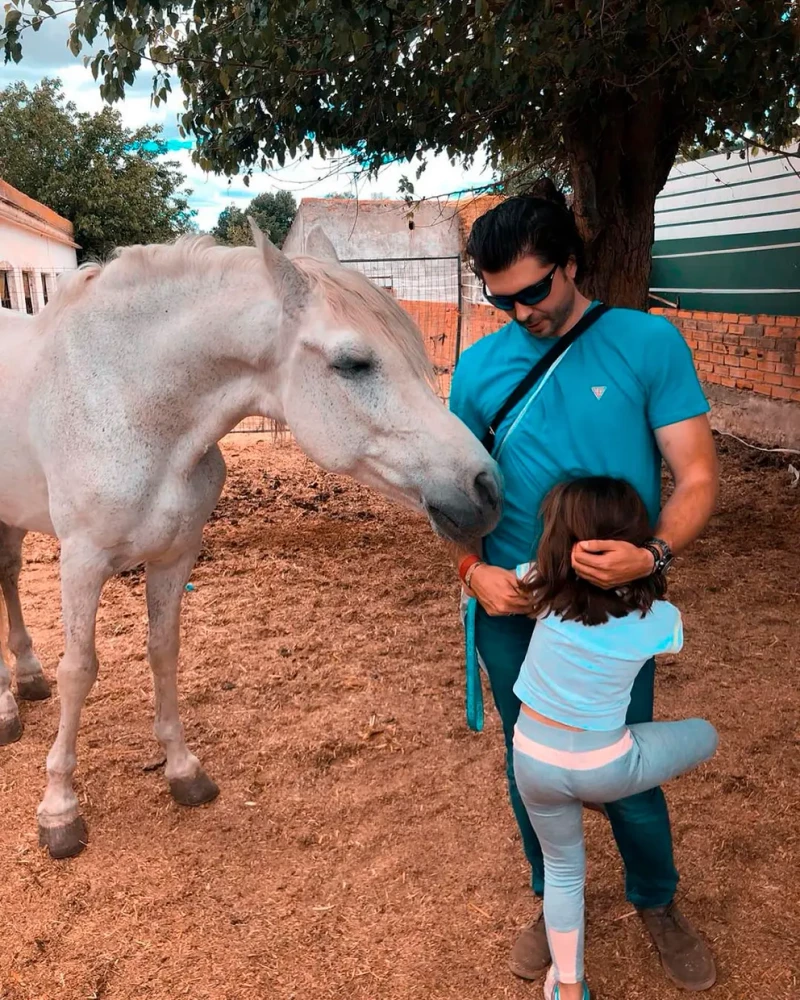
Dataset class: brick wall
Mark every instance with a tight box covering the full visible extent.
[398,299,505,358]
[652,308,800,404]
[398,299,507,399]
[400,296,800,412]
[461,301,508,348]
[398,299,459,371]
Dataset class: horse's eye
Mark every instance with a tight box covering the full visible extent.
[330,356,373,377]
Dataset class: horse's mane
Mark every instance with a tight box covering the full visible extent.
[291,254,433,383]
[52,237,260,298]
[40,236,434,383]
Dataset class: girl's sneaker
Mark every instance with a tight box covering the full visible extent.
[544,964,591,1000]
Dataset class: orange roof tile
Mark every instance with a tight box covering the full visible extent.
[0,178,77,244]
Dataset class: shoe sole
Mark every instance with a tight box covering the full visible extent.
[662,962,717,993]
[508,957,551,981]
[639,910,716,992]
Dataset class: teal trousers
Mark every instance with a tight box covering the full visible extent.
[474,606,679,908]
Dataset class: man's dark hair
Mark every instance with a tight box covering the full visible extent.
[519,476,666,627]
[466,186,586,282]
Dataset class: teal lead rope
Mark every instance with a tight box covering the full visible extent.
[463,595,484,732]
[463,562,533,733]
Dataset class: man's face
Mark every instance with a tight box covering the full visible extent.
[482,254,578,339]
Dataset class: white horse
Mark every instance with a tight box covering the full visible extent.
[0,223,501,859]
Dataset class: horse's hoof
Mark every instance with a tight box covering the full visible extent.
[17,674,51,701]
[0,714,23,745]
[38,815,88,859]
[170,771,220,806]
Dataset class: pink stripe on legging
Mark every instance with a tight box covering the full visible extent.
[549,928,580,984]
[513,726,633,770]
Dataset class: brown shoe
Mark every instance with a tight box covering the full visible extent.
[509,911,551,980]
[638,902,716,991]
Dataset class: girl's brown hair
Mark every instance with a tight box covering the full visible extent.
[520,477,666,626]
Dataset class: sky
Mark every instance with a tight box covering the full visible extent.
[0,14,498,231]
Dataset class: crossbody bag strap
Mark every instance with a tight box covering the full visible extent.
[481,303,610,454]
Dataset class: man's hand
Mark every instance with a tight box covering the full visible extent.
[572,540,654,590]
[469,564,535,616]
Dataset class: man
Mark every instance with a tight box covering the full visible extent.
[450,194,718,991]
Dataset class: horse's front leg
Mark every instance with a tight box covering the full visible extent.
[146,546,219,807]
[0,523,51,702]
[37,539,111,859]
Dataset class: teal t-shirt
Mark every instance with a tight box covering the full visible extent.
[449,307,710,569]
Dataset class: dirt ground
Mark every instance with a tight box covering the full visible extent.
[1,434,798,1000]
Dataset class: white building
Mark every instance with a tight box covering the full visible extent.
[0,178,79,314]
[651,143,800,315]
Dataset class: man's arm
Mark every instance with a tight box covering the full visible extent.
[448,345,533,616]
[651,414,719,553]
[451,544,533,616]
[572,414,718,588]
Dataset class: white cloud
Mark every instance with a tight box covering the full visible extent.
[0,15,498,232]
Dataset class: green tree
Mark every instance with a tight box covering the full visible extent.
[211,205,251,246]
[4,5,799,305]
[0,78,195,261]
[500,164,569,200]
[211,191,297,247]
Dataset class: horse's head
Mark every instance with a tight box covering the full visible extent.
[249,220,502,546]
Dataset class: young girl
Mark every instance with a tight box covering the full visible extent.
[511,477,717,1000]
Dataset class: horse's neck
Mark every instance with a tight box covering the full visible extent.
[59,268,288,450]
[0,311,33,336]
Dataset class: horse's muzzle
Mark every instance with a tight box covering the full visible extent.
[423,469,503,546]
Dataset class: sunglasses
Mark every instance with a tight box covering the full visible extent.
[482,264,559,311]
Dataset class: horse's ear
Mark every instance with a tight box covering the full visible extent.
[305,225,339,262]
[248,217,308,299]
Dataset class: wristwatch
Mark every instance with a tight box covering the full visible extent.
[642,537,673,575]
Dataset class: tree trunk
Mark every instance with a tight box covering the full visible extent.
[564,87,685,310]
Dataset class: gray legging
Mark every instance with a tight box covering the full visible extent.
[512,711,718,985]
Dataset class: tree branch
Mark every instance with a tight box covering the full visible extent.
[732,132,800,161]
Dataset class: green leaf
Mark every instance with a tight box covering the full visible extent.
[0,78,197,257]
[3,0,798,308]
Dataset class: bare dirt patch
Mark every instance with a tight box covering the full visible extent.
[1,433,797,1000]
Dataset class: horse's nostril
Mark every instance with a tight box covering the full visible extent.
[474,470,500,511]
